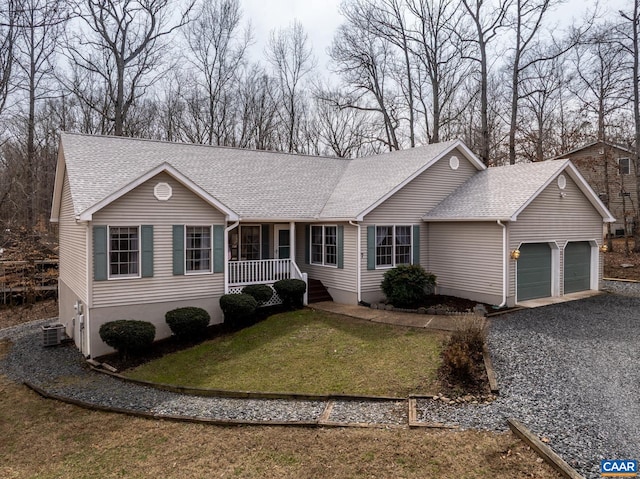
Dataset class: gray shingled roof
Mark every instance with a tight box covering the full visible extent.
[423,160,570,221]
[60,133,465,220]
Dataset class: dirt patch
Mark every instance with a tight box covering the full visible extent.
[0,299,58,330]
[604,238,640,281]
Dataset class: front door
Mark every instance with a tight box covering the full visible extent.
[274,225,290,259]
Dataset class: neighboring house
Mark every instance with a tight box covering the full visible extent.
[555,141,637,236]
[51,133,614,358]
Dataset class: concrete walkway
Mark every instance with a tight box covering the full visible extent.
[309,301,482,331]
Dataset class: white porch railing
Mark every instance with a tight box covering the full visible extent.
[228,258,308,305]
[228,259,293,286]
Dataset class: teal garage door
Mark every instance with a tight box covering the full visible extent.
[564,241,591,294]
[517,243,552,301]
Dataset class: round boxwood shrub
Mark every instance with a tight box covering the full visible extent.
[381,264,436,308]
[273,278,306,310]
[219,293,258,326]
[242,284,274,305]
[99,320,155,358]
[165,307,211,341]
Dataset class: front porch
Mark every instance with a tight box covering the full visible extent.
[224,223,308,305]
[227,258,308,305]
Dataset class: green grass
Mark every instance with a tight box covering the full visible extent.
[125,309,446,397]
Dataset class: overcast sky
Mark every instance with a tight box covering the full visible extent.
[240,0,628,72]
[241,0,342,70]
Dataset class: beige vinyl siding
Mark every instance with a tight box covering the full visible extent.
[361,149,480,294]
[296,222,358,297]
[427,222,504,304]
[508,174,603,298]
[92,172,226,308]
[59,171,87,301]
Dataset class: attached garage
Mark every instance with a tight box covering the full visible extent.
[517,243,552,301]
[564,241,591,294]
[423,159,615,307]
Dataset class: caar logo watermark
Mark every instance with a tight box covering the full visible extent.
[601,460,638,477]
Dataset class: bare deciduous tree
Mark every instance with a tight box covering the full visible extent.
[13,0,68,226]
[461,0,512,165]
[407,0,470,144]
[185,0,250,146]
[573,27,631,250]
[331,1,401,151]
[65,0,194,136]
[0,0,19,122]
[619,1,640,251]
[266,20,316,153]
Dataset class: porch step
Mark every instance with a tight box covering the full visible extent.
[307,279,333,303]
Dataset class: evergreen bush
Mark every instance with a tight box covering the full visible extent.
[273,278,306,309]
[99,320,155,358]
[381,264,436,308]
[165,307,211,341]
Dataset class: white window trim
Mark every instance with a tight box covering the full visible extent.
[310,224,338,268]
[107,225,141,280]
[375,225,413,270]
[185,225,213,275]
[618,157,631,175]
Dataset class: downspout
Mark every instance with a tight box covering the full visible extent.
[497,220,507,308]
[349,220,362,303]
[224,219,240,294]
[85,222,91,358]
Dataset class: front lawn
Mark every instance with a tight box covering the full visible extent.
[125,309,446,397]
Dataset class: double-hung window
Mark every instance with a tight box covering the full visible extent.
[311,225,337,266]
[109,226,139,278]
[375,225,412,268]
[619,157,631,175]
[186,226,212,273]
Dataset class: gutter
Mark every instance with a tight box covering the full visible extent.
[224,219,240,294]
[349,220,361,303]
[497,220,507,308]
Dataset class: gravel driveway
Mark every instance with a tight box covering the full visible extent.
[416,293,640,478]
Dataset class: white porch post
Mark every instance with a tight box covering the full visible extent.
[224,220,239,293]
[289,221,295,261]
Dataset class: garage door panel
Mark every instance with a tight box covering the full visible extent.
[564,241,591,294]
[518,243,552,301]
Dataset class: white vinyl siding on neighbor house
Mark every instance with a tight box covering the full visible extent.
[91,172,226,308]
[508,175,603,299]
[427,222,504,305]
[361,150,479,294]
[59,172,87,301]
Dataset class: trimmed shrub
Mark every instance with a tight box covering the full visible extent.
[273,278,306,309]
[165,307,211,341]
[242,284,274,305]
[99,320,155,358]
[381,264,436,308]
[219,293,258,326]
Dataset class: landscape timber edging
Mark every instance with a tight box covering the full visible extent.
[507,418,586,479]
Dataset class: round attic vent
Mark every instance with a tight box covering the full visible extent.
[449,155,460,170]
[557,174,567,190]
[154,182,173,201]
